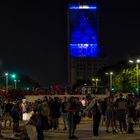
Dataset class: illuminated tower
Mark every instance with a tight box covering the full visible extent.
[68,0,105,85]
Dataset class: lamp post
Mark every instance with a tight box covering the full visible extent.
[92,78,99,88]
[129,59,140,94]
[5,73,9,94]
[105,72,113,91]
[14,80,17,89]
[92,78,99,92]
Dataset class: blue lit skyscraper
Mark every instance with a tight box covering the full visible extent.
[69,4,99,58]
[68,1,105,85]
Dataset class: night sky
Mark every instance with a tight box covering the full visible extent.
[0,0,140,86]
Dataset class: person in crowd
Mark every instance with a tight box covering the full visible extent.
[36,99,42,114]
[135,99,140,127]
[50,97,61,130]
[127,94,135,133]
[33,100,38,113]
[4,99,13,129]
[48,97,53,108]
[36,113,44,140]
[10,103,20,138]
[81,97,86,107]
[74,98,82,125]
[100,98,107,126]
[116,93,127,133]
[75,97,82,112]
[85,97,101,138]
[19,100,23,120]
[105,96,117,133]
[67,97,79,139]
[61,96,68,130]
[0,100,4,137]
[80,97,87,117]
[40,98,50,130]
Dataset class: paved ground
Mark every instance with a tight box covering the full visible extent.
[1,119,140,140]
[44,120,140,140]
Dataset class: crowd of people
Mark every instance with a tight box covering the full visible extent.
[0,93,140,139]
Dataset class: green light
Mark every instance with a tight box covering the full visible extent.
[112,88,115,91]
[26,87,30,91]
[11,74,16,79]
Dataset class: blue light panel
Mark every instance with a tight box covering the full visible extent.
[69,5,99,58]
[69,5,97,10]
[70,44,98,57]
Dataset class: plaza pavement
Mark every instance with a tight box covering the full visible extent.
[1,119,140,140]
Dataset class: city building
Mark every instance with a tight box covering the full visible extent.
[68,0,106,85]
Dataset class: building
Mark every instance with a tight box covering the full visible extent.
[68,0,106,85]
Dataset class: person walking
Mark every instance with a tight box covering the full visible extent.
[85,97,101,138]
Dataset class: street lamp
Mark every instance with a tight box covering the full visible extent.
[5,73,9,94]
[14,80,17,89]
[92,78,99,88]
[129,59,140,94]
[105,72,114,91]
[14,80,20,90]
[92,78,99,93]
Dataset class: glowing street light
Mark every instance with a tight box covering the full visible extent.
[129,59,140,94]
[105,72,114,91]
[129,60,134,63]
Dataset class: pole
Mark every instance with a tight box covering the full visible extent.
[6,75,8,94]
[110,74,112,91]
[14,80,17,89]
[95,80,98,88]
[136,63,139,94]
[95,80,98,93]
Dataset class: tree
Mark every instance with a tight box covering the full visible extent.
[113,67,139,92]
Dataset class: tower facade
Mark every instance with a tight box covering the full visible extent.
[68,1,105,85]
